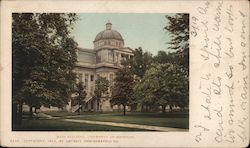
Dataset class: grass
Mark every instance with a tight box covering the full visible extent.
[65,112,189,129]
[43,111,103,117]
[15,111,189,131]
[14,119,151,131]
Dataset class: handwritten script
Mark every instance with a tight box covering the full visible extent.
[191,1,249,146]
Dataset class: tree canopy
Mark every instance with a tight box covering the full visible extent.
[111,62,135,115]
[134,63,188,112]
[12,13,78,124]
[164,14,189,67]
[128,47,153,79]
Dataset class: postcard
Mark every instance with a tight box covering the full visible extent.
[0,0,249,147]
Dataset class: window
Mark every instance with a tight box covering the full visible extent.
[78,73,83,82]
[91,75,94,81]
[121,54,126,61]
[97,55,101,63]
[126,54,129,60]
[108,50,114,62]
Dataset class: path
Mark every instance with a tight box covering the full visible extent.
[61,118,188,132]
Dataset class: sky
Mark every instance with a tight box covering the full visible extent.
[72,13,173,55]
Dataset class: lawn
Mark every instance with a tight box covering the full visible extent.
[43,111,103,117]
[15,111,189,131]
[50,111,189,129]
[14,119,151,131]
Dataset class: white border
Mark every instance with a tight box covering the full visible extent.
[1,0,249,147]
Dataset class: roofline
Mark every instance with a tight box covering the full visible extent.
[93,38,124,42]
[121,47,134,52]
[76,62,120,69]
[77,47,96,53]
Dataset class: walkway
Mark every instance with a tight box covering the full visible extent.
[61,118,188,132]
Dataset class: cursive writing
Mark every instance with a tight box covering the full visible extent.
[214,106,223,143]
[224,5,234,33]
[213,1,223,31]
[197,1,210,14]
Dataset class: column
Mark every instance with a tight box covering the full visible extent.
[118,53,121,65]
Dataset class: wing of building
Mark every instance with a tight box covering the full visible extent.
[74,22,134,112]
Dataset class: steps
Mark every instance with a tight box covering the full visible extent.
[71,104,80,112]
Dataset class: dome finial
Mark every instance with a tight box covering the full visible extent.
[106,21,112,30]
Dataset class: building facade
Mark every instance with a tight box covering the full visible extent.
[74,22,134,112]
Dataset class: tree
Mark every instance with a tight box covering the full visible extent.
[74,82,87,114]
[165,14,189,67]
[111,62,134,115]
[128,47,153,79]
[134,63,188,113]
[154,50,168,64]
[93,76,109,112]
[125,47,153,111]
[12,13,78,127]
[153,50,178,64]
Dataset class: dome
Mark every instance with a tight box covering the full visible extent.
[94,22,124,42]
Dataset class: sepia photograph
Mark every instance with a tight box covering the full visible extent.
[12,13,189,131]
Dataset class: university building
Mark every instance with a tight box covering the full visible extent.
[73,22,134,112]
[23,21,133,113]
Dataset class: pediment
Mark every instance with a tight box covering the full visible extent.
[120,47,134,53]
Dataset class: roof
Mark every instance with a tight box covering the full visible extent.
[94,29,124,42]
[78,47,96,53]
[94,22,124,42]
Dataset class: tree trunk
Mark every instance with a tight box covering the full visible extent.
[29,106,33,119]
[169,105,173,112]
[141,104,144,112]
[98,100,103,113]
[123,104,126,116]
[162,105,166,114]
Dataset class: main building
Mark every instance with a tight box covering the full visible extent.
[74,22,134,112]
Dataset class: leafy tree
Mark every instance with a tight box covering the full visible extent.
[134,63,188,113]
[128,47,153,79]
[154,50,168,64]
[165,14,189,67]
[111,62,134,115]
[124,47,153,111]
[12,13,78,126]
[153,50,178,65]
[93,76,109,112]
[73,82,87,114]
